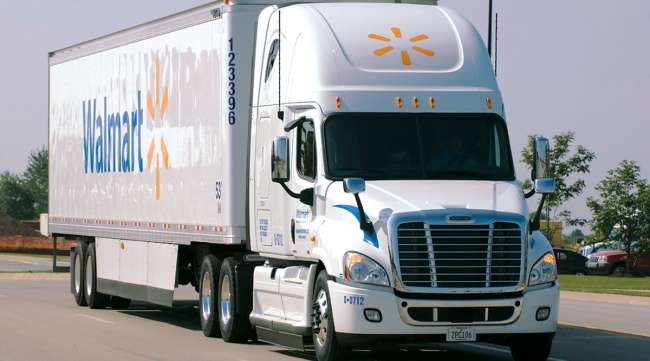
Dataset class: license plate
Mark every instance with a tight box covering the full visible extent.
[446,326,476,342]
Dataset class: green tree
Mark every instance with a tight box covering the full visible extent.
[22,147,48,214]
[587,160,650,274]
[0,172,35,220]
[521,132,596,239]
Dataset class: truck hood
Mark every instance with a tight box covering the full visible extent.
[325,180,527,219]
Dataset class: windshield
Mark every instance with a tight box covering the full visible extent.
[324,113,515,181]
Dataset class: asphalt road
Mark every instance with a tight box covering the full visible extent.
[1,277,649,361]
[0,254,69,272]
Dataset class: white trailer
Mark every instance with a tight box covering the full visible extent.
[48,1,560,360]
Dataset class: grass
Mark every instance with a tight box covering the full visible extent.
[559,274,650,297]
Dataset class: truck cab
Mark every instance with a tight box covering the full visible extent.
[246,2,559,361]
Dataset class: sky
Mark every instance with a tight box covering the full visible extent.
[0,0,648,231]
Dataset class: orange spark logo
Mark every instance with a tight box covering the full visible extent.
[368,27,434,66]
[146,57,170,200]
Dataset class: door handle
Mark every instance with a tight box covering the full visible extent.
[291,218,296,244]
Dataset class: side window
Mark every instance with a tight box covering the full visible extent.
[264,39,280,83]
[297,121,316,181]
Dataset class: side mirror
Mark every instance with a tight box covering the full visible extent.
[271,136,289,183]
[343,178,366,194]
[532,137,556,194]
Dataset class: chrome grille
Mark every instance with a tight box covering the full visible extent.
[396,222,522,288]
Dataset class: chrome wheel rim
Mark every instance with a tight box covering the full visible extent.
[85,253,93,298]
[220,274,231,326]
[74,252,81,295]
[315,289,329,347]
[201,271,212,321]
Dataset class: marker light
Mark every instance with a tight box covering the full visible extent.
[335,96,341,109]
[412,96,419,109]
[429,96,436,109]
[396,96,403,109]
[486,97,493,109]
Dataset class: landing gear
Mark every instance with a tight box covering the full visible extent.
[312,271,349,361]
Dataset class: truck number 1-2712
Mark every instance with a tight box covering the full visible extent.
[227,38,236,125]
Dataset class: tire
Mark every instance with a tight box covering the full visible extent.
[109,296,131,309]
[71,241,88,307]
[199,254,222,337]
[510,333,554,361]
[611,264,625,276]
[312,270,349,361]
[218,257,251,343]
[84,243,109,309]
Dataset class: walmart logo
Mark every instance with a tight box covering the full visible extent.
[368,27,434,66]
[82,55,171,200]
[145,57,171,200]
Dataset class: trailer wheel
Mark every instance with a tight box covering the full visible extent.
[199,254,222,337]
[510,333,554,361]
[218,257,251,343]
[109,296,131,309]
[84,242,109,309]
[312,270,349,361]
[71,241,88,307]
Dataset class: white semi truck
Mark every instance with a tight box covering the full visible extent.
[48,1,560,360]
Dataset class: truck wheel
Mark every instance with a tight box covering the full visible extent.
[218,257,251,343]
[71,241,88,307]
[199,254,222,337]
[312,270,349,361]
[109,296,131,309]
[510,333,554,361]
[85,243,109,309]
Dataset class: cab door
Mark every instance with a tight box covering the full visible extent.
[286,111,319,258]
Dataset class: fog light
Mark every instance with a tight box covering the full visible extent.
[536,307,551,321]
[364,308,382,323]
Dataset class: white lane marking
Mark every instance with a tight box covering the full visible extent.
[461,343,568,361]
[79,314,114,324]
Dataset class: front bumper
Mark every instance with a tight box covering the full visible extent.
[586,261,611,274]
[328,280,559,342]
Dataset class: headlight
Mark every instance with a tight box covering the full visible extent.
[598,256,608,262]
[343,252,389,287]
[528,252,557,286]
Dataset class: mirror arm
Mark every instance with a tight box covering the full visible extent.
[524,188,536,199]
[279,182,300,199]
[529,193,547,234]
[278,182,314,207]
[352,193,373,233]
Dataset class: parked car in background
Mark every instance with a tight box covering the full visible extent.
[553,248,588,275]
[578,241,620,258]
[586,250,650,276]
[587,250,627,275]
